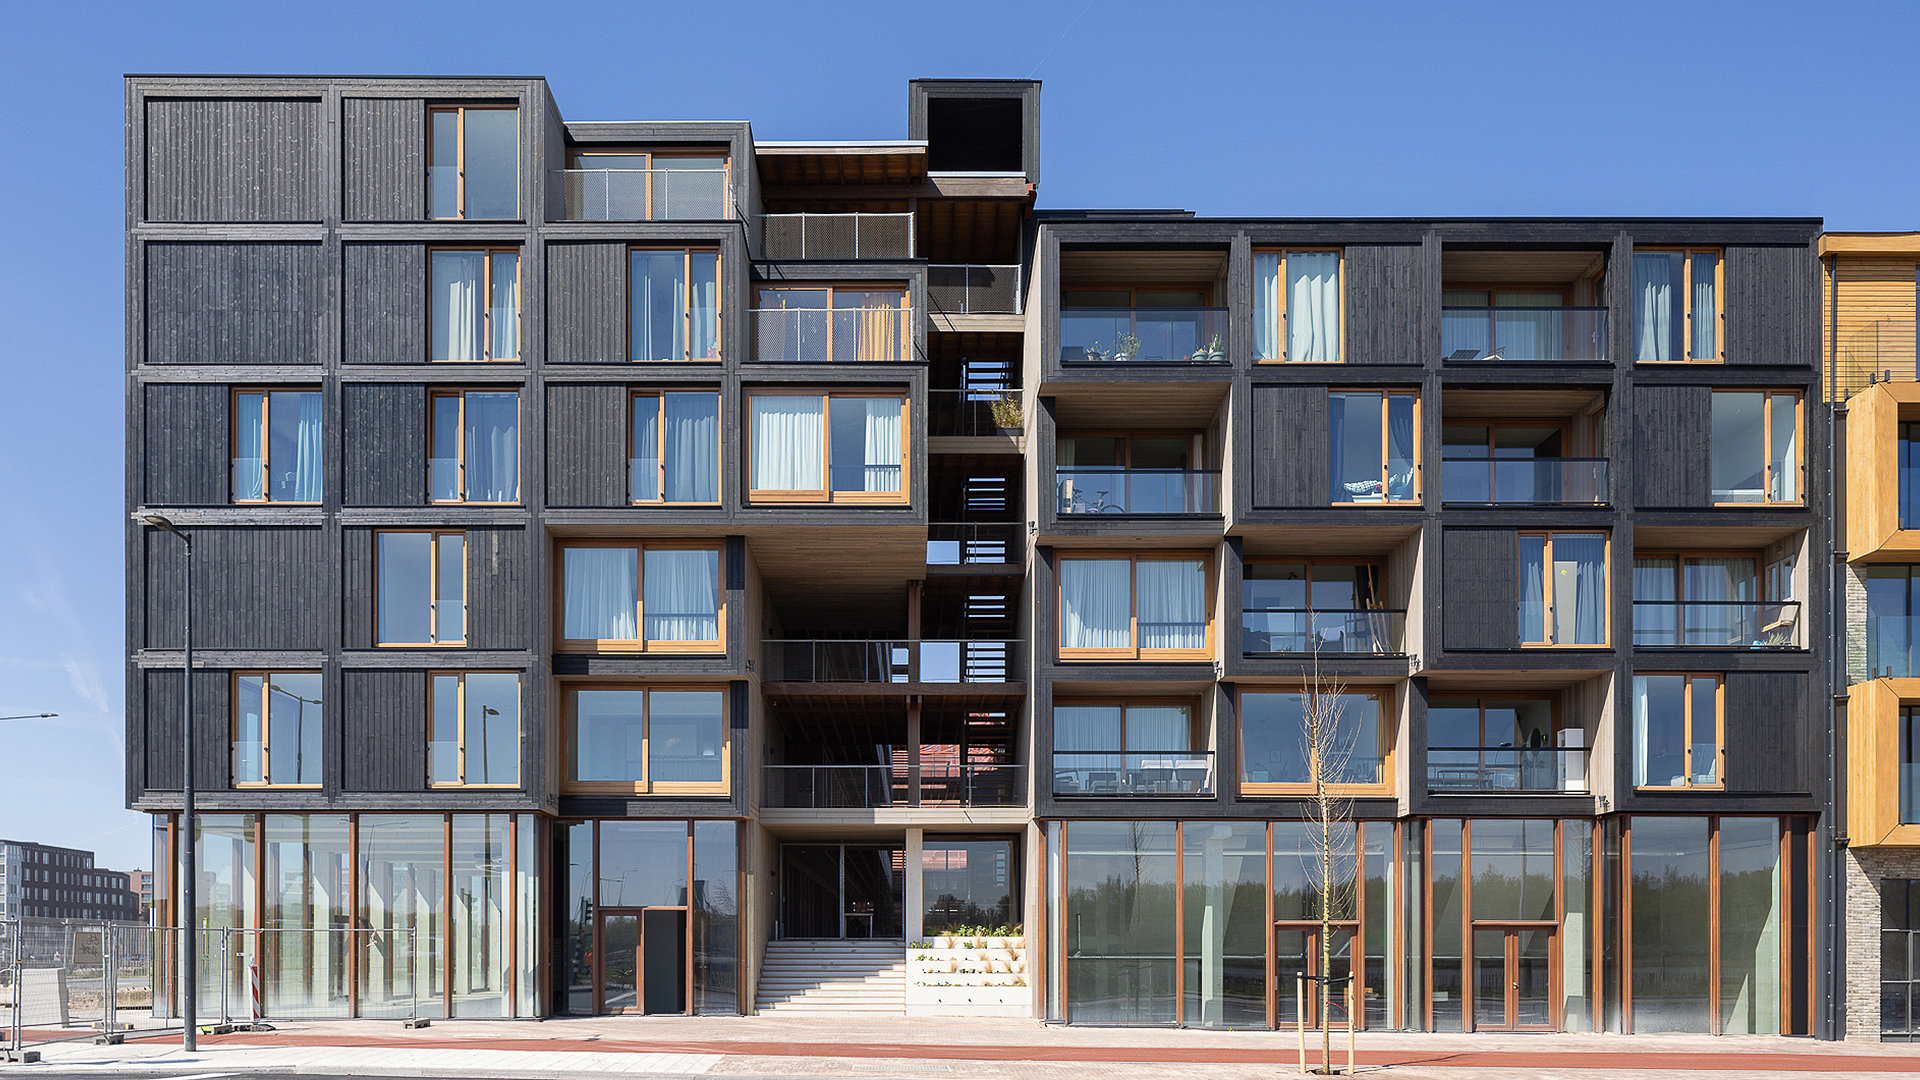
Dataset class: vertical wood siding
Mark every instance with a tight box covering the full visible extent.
[341,383,425,506]
[546,242,629,363]
[467,527,529,650]
[343,243,426,364]
[144,98,322,222]
[144,527,327,650]
[341,669,426,792]
[1632,385,1711,508]
[1250,385,1329,507]
[341,527,374,650]
[1724,245,1816,366]
[1441,527,1518,650]
[146,242,324,365]
[342,98,425,221]
[1724,671,1808,793]
[545,383,627,507]
[143,383,227,505]
[1344,245,1424,365]
[142,668,233,791]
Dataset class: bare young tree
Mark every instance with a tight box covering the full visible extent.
[1298,641,1359,1075]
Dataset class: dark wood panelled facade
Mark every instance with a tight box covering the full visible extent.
[343,243,426,365]
[341,382,425,506]
[143,97,323,222]
[145,242,325,365]
[342,97,426,222]
[141,383,227,505]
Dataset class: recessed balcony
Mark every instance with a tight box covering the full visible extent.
[1441,248,1610,363]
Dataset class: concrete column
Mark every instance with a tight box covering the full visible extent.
[904,828,925,943]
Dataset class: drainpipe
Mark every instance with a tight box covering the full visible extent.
[1824,251,1844,1041]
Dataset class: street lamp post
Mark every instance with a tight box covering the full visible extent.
[143,514,196,1052]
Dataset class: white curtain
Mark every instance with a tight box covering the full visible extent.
[1519,537,1546,641]
[1253,253,1280,359]
[862,398,902,492]
[1126,705,1190,753]
[1633,253,1675,362]
[1690,253,1718,359]
[1286,252,1339,363]
[689,252,719,359]
[433,251,483,363]
[1138,558,1206,650]
[1631,678,1652,787]
[562,547,637,640]
[1060,559,1131,649]
[751,396,823,491]
[464,392,519,501]
[291,392,323,502]
[487,253,517,359]
[663,393,719,502]
[643,548,720,642]
[1054,705,1121,752]
[631,397,660,501]
[233,393,265,500]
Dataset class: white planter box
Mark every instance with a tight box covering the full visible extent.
[907,938,1031,1017]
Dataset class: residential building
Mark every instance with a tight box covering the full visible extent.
[125,74,1836,1035]
[126,869,154,919]
[0,840,143,922]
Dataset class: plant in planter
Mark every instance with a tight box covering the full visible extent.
[1190,333,1225,363]
[1112,333,1143,362]
[989,394,1024,434]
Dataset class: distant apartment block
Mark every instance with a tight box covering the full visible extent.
[0,839,143,922]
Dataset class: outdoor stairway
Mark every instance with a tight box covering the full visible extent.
[755,939,907,1013]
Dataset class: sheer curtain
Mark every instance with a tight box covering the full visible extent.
[1519,536,1546,641]
[1633,253,1676,362]
[562,547,637,640]
[689,253,719,359]
[630,251,685,362]
[1126,705,1190,754]
[1060,559,1131,649]
[751,396,823,492]
[433,251,483,363]
[464,393,519,501]
[488,253,518,359]
[291,392,323,502]
[643,548,720,642]
[1386,394,1416,500]
[1553,534,1607,645]
[1631,679,1652,786]
[1687,556,1756,645]
[862,398,902,492]
[1287,252,1339,363]
[664,393,720,502]
[1634,557,1677,647]
[631,397,661,501]
[1055,705,1121,752]
[233,393,265,500]
[1138,558,1206,650]
[1253,253,1281,360]
[1689,252,1717,360]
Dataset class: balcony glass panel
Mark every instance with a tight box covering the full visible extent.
[1051,752,1215,797]
[565,158,731,221]
[1056,468,1219,515]
[1441,306,1607,362]
[1060,307,1228,364]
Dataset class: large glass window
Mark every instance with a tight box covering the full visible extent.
[1328,391,1418,503]
[1628,816,1711,1031]
[356,815,444,1017]
[429,390,519,503]
[1719,817,1781,1034]
[1711,391,1801,504]
[1885,879,1920,1041]
[1051,701,1206,796]
[1055,432,1213,515]
[556,542,722,652]
[431,249,518,362]
[1183,822,1268,1028]
[1904,708,1920,826]
[428,106,518,220]
[233,672,323,788]
[564,687,727,793]
[1064,820,1178,1023]
[747,392,906,502]
[232,389,323,504]
[376,531,464,646]
[922,838,1018,935]
[1239,689,1388,794]
[631,249,720,362]
[1057,553,1210,660]
[1241,561,1391,656]
[1863,565,1920,679]
[1632,674,1723,789]
[1254,250,1342,362]
[1427,698,1578,794]
[1519,531,1608,646]
[1903,422,1920,531]
[754,286,909,362]
[260,814,349,1015]
[429,672,520,787]
[631,391,720,504]
[1632,249,1720,362]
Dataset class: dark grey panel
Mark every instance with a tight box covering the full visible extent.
[1441,528,1517,651]
[1344,244,1423,365]
[1724,671,1808,793]
[342,98,425,222]
[144,527,327,650]
[343,243,425,365]
[143,383,227,505]
[144,97,322,222]
[341,669,426,792]
[467,527,528,650]
[146,242,324,365]
[142,668,232,791]
[547,242,628,363]
[1632,385,1711,508]
[342,383,424,507]
[1250,385,1329,507]
[545,383,627,507]
[1723,246,1815,367]
[342,527,374,651]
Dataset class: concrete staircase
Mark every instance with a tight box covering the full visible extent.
[755,938,907,1013]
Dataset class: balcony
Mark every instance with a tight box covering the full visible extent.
[1051,751,1216,797]
[1241,608,1406,657]
[1060,308,1229,364]
[758,213,915,260]
[929,389,1021,437]
[1861,615,1920,678]
[1440,307,1608,363]
[1056,468,1220,516]
[761,639,1016,684]
[1441,458,1609,505]
[1837,317,1917,401]
[927,523,1020,567]
[928,264,1023,315]
[559,166,733,220]
[1631,600,1802,650]
[762,763,1025,809]
[1426,746,1589,794]
[751,306,913,362]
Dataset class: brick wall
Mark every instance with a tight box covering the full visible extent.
[1845,846,1920,1040]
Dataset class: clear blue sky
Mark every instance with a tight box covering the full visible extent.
[2,0,1916,870]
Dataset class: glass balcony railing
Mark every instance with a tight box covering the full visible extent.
[1632,600,1802,650]
[1060,308,1229,364]
[928,264,1023,314]
[751,307,912,362]
[1052,751,1216,797]
[1241,609,1406,656]
[760,639,1017,683]
[757,213,914,260]
[1427,746,1589,794]
[1441,458,1609,505]
[1862,615,1920,678]
[1056,468,1220,515]
[1441,306,1608,363]
[762,763,1024,808]
[560,167,732,220]
[1836,318,1917,401]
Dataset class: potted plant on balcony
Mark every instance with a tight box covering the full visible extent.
[1111,333,1142,363]
[990,393,1024,435]
[1190,333,1225,364]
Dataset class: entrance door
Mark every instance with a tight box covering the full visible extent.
[596,908,689,1014]
[1471,926,1554,1031]
[599,912,640,1013]
[1275,922,1357,1029]
[779,844,904,939]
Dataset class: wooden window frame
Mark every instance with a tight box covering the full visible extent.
[1237,686,1394,797]
[428,247,520,362]
[427,104,520,222]
[753,284,911,363]
[1710,390,1805,507]
[553,539,727,654]
[560,683,731,796]
[630,246,724,363]
[1253,247,1345,364]
[1633,247,1725,363]
[1055,551,1216,662]
[374,529,467,647]
[427,671,522,789]
[1518,530,1612,648]
[427,388,522,506]
[230,670,323,790]
[1327,389,1422,506]
[1633,673,1726,791]
[629,389,723,506]
[743,389,911,505]
[229,387,323,506]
